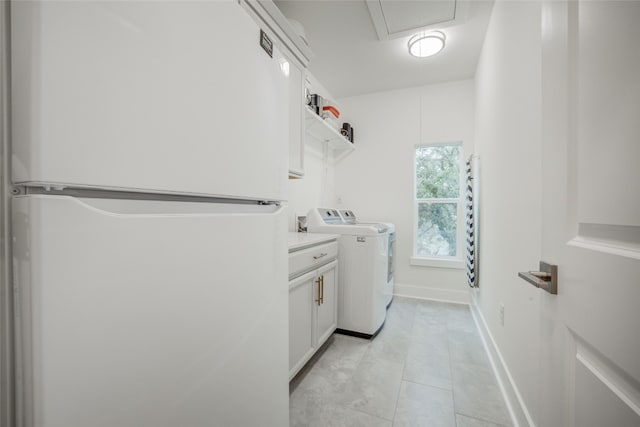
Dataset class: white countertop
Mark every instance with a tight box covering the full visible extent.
[288,232,339,252]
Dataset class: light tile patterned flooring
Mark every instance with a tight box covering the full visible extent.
[289,297,512,427]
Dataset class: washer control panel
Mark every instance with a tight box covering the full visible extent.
[317,208,343,224]
[339,210,356,224]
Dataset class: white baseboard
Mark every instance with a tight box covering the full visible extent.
[469,298,535,427]
[393,283,470,305]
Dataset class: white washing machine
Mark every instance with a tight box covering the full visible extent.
[339,210,395,308]
[307,208,389,338]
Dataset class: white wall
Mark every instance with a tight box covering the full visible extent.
[473,1,543,425]
[286,143,335,231]
[332,80,475,304]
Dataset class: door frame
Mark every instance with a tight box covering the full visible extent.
[0,1,15,426]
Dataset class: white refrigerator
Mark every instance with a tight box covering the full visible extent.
[10,1,290,426]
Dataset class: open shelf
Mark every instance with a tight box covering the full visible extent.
[304,108,355,155]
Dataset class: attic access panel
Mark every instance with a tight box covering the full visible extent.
[366,0,469,40]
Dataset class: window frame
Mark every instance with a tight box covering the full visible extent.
[411,141,465,269]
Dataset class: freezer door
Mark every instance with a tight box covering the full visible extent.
[11,0,288,201]
[13,195,288,427]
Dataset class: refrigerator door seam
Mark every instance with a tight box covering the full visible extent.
[15,186,281,206]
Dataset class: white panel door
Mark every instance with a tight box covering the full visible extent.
[539,2,640,426]
[288,271,316,379]
[11,0,288,201]
[13,195,288,427]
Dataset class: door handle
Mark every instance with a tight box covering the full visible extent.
[313,253,328,260]
[518,261,558,294]
[320,275,324,304]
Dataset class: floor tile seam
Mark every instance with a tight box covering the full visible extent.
[400,378,453,393]
[346,348,405,422]
[398,302,417,397]
[449,357,495,373]
[374,305,412,426]
[406,339,451,355]
[401,375,453,393]
[389,372,408,424]
[347,402,396,423]
[449,376,504,399]
[455,409,511,427]
[349,339,373,373]
[404,301,430,362]
[403,303,458,418]
[446,322,463,424]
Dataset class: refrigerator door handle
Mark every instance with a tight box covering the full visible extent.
[27,195,284,217]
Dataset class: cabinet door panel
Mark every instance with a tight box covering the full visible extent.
[288,272,316,379]
[316,261,338,346]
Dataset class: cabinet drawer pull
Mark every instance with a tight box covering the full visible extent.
[320,275,324,304]
[315,277,322,306]
[313,253,328,260]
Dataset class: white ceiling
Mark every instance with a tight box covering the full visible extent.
[274,0,494,99]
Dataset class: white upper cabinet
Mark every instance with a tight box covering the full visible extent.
[241,1,312,180]
[11,0,289,201]
[287,59,305,178]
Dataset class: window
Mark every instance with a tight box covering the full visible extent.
[412,143,464,268]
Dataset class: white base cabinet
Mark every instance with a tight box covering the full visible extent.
[288,241,338,380]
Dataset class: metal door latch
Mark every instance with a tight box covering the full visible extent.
[518,261,558,294]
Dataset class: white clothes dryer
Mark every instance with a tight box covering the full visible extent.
[339,210,395,308]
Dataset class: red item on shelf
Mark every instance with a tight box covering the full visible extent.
[322,105,340,119]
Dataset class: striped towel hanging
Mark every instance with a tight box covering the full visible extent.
[465,157,476,288]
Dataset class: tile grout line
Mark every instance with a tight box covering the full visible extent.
[347,404,395,423]
[455,410,509,427]
[390,302,418,425]
[401,378,453,393]
[447,308,460,427]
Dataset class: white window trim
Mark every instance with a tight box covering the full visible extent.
[412,142,465,269]
[410,256,465,269]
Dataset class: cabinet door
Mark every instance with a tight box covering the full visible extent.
[287,57,305,178]
[315,260,338,347]
[288,270,316,379]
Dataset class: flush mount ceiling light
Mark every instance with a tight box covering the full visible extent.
[408,31,446,58]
